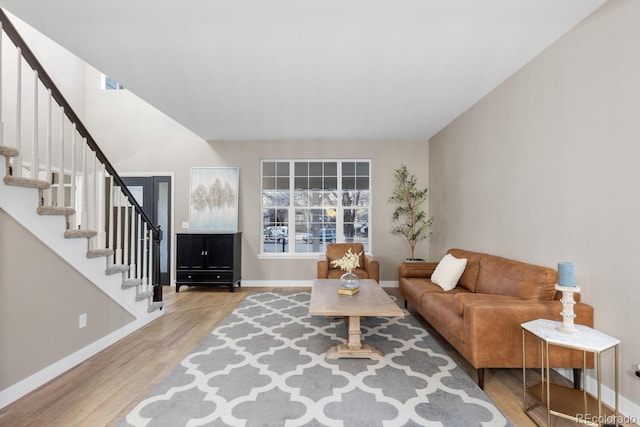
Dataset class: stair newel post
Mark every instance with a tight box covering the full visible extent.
[30,70,38,180]
[57,107,64,207]
[14,47,21,177]
[153,227,162,301]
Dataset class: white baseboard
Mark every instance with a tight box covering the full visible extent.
[555,368,639,422]
[238,280,399,288]
[0,312,162,410]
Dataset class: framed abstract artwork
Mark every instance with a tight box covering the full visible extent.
[188,167,239,232]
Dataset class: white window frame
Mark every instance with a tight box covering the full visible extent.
[260,159,371,257]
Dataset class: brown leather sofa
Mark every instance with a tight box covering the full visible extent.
[317,243,380,283]
[399,248,594,389]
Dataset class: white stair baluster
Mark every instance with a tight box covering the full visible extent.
[91,151,104,248]
[57,107,64,206]
[135,213,143,279]
[115,188,123,265]
[30,71,38,180]
[123,198,130,271]
[14,47,21,176]
[68,130,77,228]
[44,90,52,206]
[0,22,4,146]
[105,174,116,265]
[81,141,88,233]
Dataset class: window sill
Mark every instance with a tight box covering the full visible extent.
[258,253,322,260]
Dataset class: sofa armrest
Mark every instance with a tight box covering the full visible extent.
[317,255,329,278]
[398,261,438,279]
[364,254,380,283]
[463,299,594,368]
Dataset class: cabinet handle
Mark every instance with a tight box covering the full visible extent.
[204,251,208,255]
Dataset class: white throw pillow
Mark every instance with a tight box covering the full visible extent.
[431,254,467,291]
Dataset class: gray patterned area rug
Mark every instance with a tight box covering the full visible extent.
[120,291,511,427]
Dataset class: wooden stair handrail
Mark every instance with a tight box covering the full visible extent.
[0,8,159,238]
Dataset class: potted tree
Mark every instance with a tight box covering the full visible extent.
[389,164,433,261]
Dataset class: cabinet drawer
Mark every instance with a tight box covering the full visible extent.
[177,271,234,283]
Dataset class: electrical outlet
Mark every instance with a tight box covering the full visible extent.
[181,221,189,229]
[79,313,87,329]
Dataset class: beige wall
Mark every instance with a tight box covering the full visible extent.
[430,0,639,408]
[0,209,134,390]
[211,139,430,282]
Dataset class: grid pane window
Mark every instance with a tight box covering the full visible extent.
[262,160,370,254]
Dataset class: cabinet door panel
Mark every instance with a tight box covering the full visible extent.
[176,235,194,269]
[215,235,235,269]
[190,235,207,269]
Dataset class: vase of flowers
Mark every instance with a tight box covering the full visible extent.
[331,248,362,289]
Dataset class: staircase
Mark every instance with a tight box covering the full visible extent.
[0,147,163,315]
[0,8,163,408]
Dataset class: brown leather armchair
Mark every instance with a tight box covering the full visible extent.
[317,243,379,283]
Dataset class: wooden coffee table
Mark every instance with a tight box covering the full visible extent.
[308,278,405,360]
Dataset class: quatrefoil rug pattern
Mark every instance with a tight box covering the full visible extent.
[121,292,510,427]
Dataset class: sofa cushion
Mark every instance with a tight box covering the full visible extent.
[420,293,465,343]
[476,254,557,300]
[447,249,482,292]
[452,293,522,316]
[399,277,468,307]
[431,254,467,291]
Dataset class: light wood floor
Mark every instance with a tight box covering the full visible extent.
[0,286,633,426]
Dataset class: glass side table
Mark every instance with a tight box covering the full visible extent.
[521,319,620,426]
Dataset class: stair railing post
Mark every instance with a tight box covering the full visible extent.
[0,22,3,146]
[44,90,52,206]
[68,131,77,229]
[140,217,146,288]
[57,107,65,206]
[30,70,38,180]
[115,188,123,265]
[123,198,130,271]
[81,141,88,231]
[153,227,162,302]
[106,175,114,267]
[14,47,22,177]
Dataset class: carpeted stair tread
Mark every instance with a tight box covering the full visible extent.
[87,248,114,258]
[0,145,20,157]
[122,278,142,289]
[37,206,76,216]
[64,229,98,239]
[106,264,129,275]
[135,290,154,301]
[3,175,50,190]
[147,301,164,313]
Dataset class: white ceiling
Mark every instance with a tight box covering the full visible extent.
[0,0,605,141]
